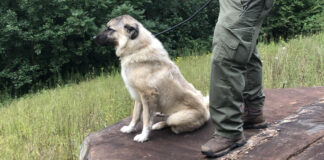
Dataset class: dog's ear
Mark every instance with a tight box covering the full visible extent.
[124,24,139,40]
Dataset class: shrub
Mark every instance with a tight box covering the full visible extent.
[261,0,324,42]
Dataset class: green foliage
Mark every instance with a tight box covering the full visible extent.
[0,0,121,94]
[0,0,323,97]
[143,0,219,55]
[261,0,324,42]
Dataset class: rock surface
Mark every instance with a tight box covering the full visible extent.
[79,87,324,160]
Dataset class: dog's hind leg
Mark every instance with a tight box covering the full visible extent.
[167,109,208,134]
[152,121,168,130]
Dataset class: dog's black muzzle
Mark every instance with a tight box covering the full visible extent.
[93,34,116,46]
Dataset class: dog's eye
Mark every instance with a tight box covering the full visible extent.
[106,27,114,32]
[124,25,134,33]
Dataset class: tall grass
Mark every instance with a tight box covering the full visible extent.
[0,32,323,159]
[260,33,324,88]
[0,72,133,159]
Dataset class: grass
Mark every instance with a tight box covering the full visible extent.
[0,73,133,159]
[0,32,323,159]
[260,33,324,88]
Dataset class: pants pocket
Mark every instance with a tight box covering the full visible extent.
[212,25,240,62]
[212,25,255,65]
[231,27,255,65]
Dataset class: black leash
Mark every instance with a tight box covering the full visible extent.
[154,0,212,37]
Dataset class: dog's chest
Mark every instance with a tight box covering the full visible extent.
[121,67,140,101]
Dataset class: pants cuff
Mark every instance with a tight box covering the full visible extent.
[214,130,243,140]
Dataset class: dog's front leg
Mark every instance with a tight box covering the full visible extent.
[120,101,142,133]
[133,94,154,142]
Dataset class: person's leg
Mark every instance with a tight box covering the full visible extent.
[243,48,267,129]
[209,54,246,140]
[202,0,274,158]
[209,0,270,140]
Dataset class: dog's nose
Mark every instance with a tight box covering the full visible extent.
[93,35,97,40]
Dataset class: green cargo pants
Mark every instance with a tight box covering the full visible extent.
[210,0,274,139]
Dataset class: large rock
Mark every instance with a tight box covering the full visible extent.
[222,99,324,160]
[79,87,324,160]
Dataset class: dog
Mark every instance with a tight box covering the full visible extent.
[94,15,210,142]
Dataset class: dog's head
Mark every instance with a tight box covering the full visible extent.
[93,15,141,50]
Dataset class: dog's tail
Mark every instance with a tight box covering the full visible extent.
[203,94,210,120]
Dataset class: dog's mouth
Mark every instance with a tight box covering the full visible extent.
[93,35,117,46]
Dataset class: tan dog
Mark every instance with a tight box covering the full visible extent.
[94,15,210,142]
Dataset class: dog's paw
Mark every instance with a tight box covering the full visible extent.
[133,133,149,142]
[154,112,165,117]
[171,127,180,134]
[120,125,135,133]
[152,121,167,130]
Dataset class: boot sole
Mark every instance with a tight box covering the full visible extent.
[201,139,247,158]
[243,121,268,129]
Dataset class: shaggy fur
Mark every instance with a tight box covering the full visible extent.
[94,15,210,142]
